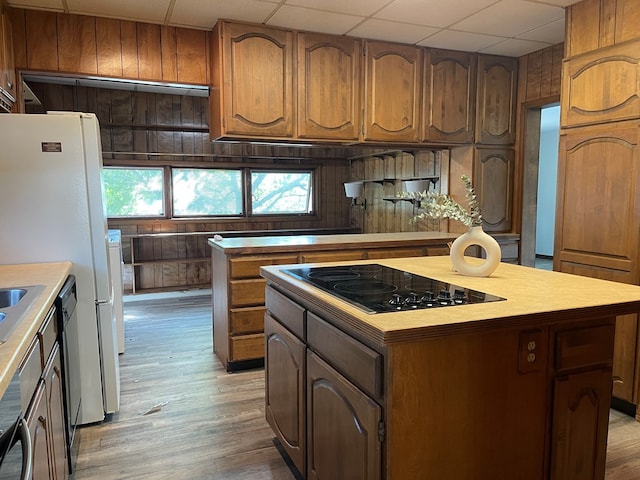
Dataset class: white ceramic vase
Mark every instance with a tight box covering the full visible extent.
[449,226,501,277]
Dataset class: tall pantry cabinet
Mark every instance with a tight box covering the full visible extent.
[556,0,640,419]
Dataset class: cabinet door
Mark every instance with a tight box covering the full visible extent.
[475,54,517,145]
[363,41,422,142]
[1,12,16,102]
[298,33,361,141]
[26,382,53,480]
[307,351,381,480]
[550,368,612,480]
[265,314,306,475]
[561,38,640,128]
[211,21,294,139]
[474,147,514,232]
[612,313,638,402]
[554,122,640,282]
[423,49,476,143]
[45,343,68,480]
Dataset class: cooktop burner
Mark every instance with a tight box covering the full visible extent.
[281,264,505,314]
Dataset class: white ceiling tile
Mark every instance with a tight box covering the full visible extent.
[169,0,278,29]
[452,0,564,38]
[479,37,550,56]
[65,0,172,23]
[266,5,363,35]
[417,29,504,52]
[516,18,565,44]
[6,0,65,10]
[283,0,392,17]
[374,0,497,28]
[349,19,440,44]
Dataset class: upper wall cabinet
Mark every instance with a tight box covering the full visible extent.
[561,39,640,129]
[0,11,16,109]
[423,49,476,144]
[363,41,422,143]
[297,33,361,141]
[475,55,517,145]
[210,21,295,140]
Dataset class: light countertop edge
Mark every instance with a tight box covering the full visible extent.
[0,262,72,399]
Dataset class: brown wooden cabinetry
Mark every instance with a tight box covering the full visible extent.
[423,49,476,144]
[474,147,514,232]
[0,10,16,110]
[297,33,361,141]
[475,54,517,145]
[561,39,640,128]
[363,41,422,143]
[210,21,295,140]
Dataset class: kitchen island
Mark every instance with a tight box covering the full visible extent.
[260,256,640,480]
[209,231,519,371]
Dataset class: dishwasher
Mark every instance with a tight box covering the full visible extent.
[55,274,81,473]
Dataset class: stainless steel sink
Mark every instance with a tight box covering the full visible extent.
[0,288,27,308]
[0,285,45,344]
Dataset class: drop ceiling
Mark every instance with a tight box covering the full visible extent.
[6,0,578,57]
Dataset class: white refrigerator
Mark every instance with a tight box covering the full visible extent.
[0,111,120,425]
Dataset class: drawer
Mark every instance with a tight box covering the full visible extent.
[366,248,424,259]
[230,333,265,361]
[18,336,42,410]
[38,306,57,362]
[307,312,382,400]
[230,307,265,334]
[555,324,615,372]
[230,255,299,279]
[230,278,267,307]
[265,286,305,339]
[425,245,450,256]
[300,250,365,264]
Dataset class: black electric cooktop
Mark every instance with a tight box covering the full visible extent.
[281,264,505,314]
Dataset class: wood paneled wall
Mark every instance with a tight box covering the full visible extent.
[518,43,563,104]
[8,8,209,84]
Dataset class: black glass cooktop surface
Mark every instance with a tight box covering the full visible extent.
[281,264,505,314]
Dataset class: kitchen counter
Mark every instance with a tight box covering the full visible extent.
[262,256,640,479]
[261,256,640,346]
[0,262,71,398]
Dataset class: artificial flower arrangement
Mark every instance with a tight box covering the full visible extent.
[404,174,482,228]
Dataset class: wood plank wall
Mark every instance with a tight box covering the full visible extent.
[8,8,209,85]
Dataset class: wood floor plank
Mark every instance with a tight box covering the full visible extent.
[70,294,640,479]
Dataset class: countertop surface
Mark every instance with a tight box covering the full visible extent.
[261,256,640,346]
[0,262,72,398]
[208,231,479,254]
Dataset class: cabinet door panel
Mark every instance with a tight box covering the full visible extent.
[423,49,476,143]
[27,382,52,480]
[298,33,360,140]
[45,344,68,480]
[550,369,612,480]
[474,148,514,232]
[363,41,421,142]
[612,313,638,402]
[265,314,306,475]
[475,55,517,145]
[307,351,381,480]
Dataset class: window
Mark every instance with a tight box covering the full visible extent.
[172,168,243,216]
[251,170,313,215]
[103,167,164,217]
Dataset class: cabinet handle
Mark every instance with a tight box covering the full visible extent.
[612,376,623,384]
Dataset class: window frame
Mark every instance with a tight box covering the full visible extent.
[247,168,316,217]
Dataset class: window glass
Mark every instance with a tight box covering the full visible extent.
[172,168,243,216]
[103,167,164,217]
[251,171,313,215]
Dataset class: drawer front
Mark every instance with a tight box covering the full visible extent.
[230,278,267,307]
[230,307,266,334]
[300,250,365,264]
[307,312,382,400]
[230,255,299,279]
[39,306,57,362]
[425,245,451,256]
[265,286,306,339]
[366,248,424,259]
[230,333,265,361]
[555,324,615,372]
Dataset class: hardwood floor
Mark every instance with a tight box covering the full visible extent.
[71,295,640,479]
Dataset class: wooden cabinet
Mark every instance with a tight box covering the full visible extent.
[475,54,517,145]
[423,49,476,144]
[210,21,295,140]
[474,147,514,232]
[27,382,52,480]
[561,39,640,128]
[612,313,639,403]
[362,41,422,143]
[297,33,361,141]
[0,10,16,111]
[299,250,365,264]
[44,343,67,480]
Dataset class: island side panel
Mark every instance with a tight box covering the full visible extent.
[385,326,550,480]
[212,246,231,368]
